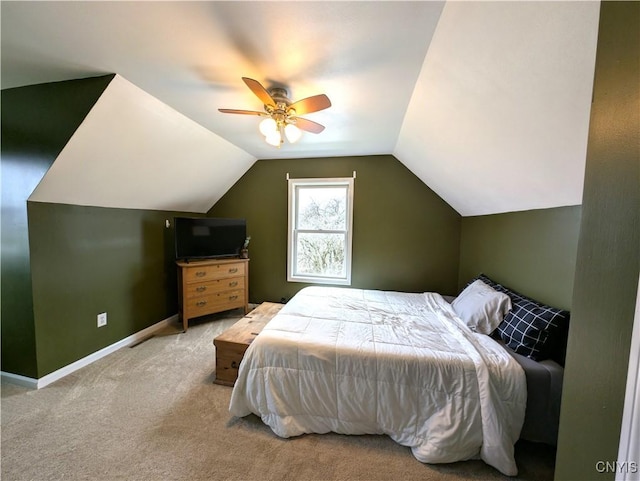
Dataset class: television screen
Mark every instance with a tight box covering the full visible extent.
[174,217,246,260]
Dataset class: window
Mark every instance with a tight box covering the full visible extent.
[288,177,354,285]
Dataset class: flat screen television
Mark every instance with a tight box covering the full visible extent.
[174,217,246,261]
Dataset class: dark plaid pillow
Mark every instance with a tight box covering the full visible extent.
[476,274,502,290]
[463,274,570,364]
[497,297,569,362]
[463,274,510,296]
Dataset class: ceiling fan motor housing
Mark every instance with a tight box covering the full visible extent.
[266,88,295,124]
[218,78,329,139]
[268,87,291,106]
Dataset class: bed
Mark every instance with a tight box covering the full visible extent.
[462,274,569,448]
[507,348,564,446]
[229,276,569,476]
[230,285,529,475]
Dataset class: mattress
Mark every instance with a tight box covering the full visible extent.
[229,286,527,475]
[508,349,564,446]
[443,294,564,446]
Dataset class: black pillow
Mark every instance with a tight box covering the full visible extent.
[464,274,570,364]
[463,273,508,294]
[497,296,569,362]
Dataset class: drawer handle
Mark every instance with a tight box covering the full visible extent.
[231,361,238,369]
[228,268,238,274]
[195,271,206,277]
[196,300,207,307]
[229,281,238,287]
[229,295,238,301]
[196,286,207,292]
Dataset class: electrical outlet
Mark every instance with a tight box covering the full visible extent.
[97,312,107,328]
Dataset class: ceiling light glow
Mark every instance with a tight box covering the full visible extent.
[259,118,277,136]
[284,124,302,143]
[265,130,282,147]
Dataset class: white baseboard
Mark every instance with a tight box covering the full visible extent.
[0,372,39,389]
[1,314,179,390]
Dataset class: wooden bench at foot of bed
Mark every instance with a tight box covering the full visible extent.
[213,302,284,386]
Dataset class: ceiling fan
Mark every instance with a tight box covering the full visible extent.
[219,77,331,147]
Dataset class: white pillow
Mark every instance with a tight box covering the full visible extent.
[451,279,512,334]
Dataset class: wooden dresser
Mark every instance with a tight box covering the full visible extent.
[213,302,283,386]
[176,258,249,331]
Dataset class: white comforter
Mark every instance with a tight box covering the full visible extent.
[229,287,526,476]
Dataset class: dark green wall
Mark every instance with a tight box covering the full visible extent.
[555,2,640,480]
[1,76,114,377]
[459,206,582,309]
[1,75,195,378]
[208,155,462,303]
[28,203,193,377]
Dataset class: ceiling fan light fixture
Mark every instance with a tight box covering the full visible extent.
[265,130,282,147]
[284,123,302,143]
[220,78,331,148]
[259,117,277,136]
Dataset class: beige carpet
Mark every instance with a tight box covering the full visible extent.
[1,310,556,481]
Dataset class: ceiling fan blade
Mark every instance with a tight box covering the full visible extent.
[289,94,331,115]
[294,117,325,134]
[242,77,275,107]
[218,108,265,116]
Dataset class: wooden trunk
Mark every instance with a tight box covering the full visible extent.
[213,302,284,386]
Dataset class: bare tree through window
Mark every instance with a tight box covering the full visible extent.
[288,179,353,285]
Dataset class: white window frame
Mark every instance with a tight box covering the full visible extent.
[287,177,354,285]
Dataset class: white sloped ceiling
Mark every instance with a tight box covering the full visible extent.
[29,75,256,213]
[394,1,600,216]
[4,1,602,216]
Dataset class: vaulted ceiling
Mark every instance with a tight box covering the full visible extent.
[1,1,600,216]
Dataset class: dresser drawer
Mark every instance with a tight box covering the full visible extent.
[184,262,245,283]
[176,258,249,331]
[185,278,243,299]
[184,288,245,318]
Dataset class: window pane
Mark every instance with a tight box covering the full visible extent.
[295,232,346,278]
[296,186,347,230]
